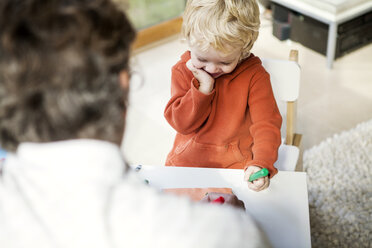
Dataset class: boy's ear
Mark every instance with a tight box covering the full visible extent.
[119,70,129,89]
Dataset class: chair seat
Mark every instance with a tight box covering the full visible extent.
[274,144,299,171]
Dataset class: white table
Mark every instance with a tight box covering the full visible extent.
[133,165,311,248]
[271,0,372,68]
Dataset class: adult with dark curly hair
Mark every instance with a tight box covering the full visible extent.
[0,0,270,247]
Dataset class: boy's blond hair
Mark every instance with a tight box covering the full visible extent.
[182,0,260,60]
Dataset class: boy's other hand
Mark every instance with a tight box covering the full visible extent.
[200,192,245,210]
[186,59,215,94]
[244,165,270,192]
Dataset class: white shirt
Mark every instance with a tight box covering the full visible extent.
[0,139,270,248]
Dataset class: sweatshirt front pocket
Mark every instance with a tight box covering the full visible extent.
[174,139,246,168]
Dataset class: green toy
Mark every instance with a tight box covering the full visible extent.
[248,168,269,182]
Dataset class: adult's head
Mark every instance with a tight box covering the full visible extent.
[0,0,136,151]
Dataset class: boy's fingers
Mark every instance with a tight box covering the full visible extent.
[253,178,265,188]
[186,60,197,72]
[243,171,251,181]
[247,176,270,191]
[243,167,254,181]
[248,183,259,191]
[243,166,261,181]
[263,177,270,189]
[258,178,269,190]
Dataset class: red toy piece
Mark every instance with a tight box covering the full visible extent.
[211,196,225,204]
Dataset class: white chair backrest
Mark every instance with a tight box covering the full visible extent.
[261,59,300,102]
[262,54,302,171]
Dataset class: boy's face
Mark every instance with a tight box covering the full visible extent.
[190,45,241,78]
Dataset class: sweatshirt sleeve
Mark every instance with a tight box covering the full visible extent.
[164,67,215,135]
[244,71,282,178]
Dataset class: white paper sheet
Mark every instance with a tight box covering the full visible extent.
[134,165,311,248]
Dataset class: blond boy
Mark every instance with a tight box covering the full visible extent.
[164,0,282,191]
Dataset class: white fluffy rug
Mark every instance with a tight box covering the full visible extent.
[303,119,372,248]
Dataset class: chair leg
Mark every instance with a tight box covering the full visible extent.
[295,147,304,172]
[285,101,297,145]
[293,133,302,147]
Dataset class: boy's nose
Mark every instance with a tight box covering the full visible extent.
[205,63,219,74]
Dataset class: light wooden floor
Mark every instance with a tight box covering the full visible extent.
[122,13,372,170]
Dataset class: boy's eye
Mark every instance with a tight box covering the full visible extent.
[220,62,232,65]
[198,58,207,62]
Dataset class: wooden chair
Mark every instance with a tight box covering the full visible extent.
[261,50,302,171]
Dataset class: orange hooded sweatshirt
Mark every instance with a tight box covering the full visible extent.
[164,51,282,177]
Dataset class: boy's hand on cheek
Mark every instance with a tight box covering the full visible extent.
[244,165,270,192]
[186,59,215,94]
